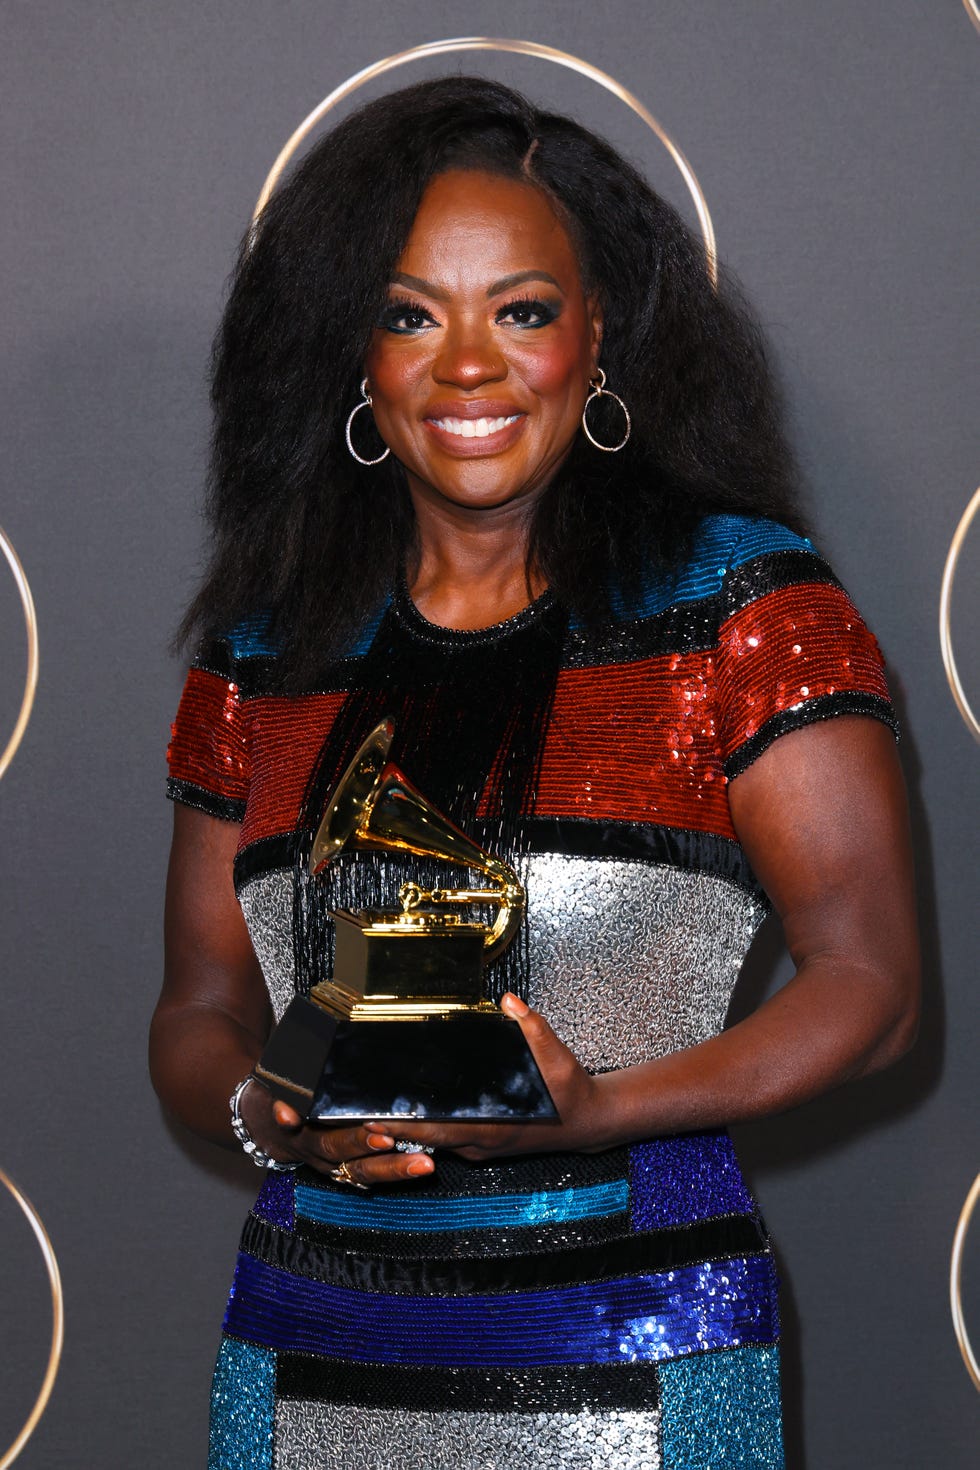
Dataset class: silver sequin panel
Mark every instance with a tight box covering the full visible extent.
[238,870,296,1021]
[274,1400,662,1470]
[524,855,766,1072]
[238,857,767,1068]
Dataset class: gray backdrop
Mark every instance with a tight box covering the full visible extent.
[1,3,977,1466]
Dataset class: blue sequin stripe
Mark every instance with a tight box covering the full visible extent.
[294,1178,628,1231]
[225,596,391,662]
[223,1251,778,1366]
[600,514,816,623]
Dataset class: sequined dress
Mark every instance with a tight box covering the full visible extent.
[167,515,895,1470]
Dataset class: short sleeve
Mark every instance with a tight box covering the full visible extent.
[166,638,250,822]
[715,522,899,780]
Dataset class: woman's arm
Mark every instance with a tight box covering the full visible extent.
[149,804,433,1184]
[586,715,920,1144]
[382,716,921,1158]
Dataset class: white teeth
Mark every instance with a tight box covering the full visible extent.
[432,415,519,438]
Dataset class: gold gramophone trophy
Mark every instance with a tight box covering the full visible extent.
[254,720,557,1121]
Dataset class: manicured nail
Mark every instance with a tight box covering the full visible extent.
[501,992,529,1017]
[407,1156,434,1175]
[367,1134,394,1150]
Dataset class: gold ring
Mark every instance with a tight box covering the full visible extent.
[329,1160,370,1192]
[939,486,980,743]
[251,37,717,287]
[0,524,40,782]
[0,1167,64,1469]
[950,1171,980,1391]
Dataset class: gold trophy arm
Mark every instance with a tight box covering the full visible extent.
[399,880,525,959]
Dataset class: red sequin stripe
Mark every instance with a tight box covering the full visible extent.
[715,581,890,762]
[167,667,249,801]
[534,653,736,839]
[239,690,348,848]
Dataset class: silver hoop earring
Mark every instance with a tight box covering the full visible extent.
[581,368,631,453]
[345,379,391,466]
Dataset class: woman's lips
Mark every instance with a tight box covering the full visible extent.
[424,411,526,455]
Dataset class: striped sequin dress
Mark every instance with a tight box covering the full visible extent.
[167,515,896,1469]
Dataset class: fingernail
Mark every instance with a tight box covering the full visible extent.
[407,1156,434,1175]
[367,1134,394,1150]
[502,992,529,1017]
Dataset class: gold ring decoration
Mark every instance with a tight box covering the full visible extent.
[939,486,980,743]
[0,524,39,782]
[329,1160,370,1193]
[964,1,980,37]
[251,37,717,287]
[950,1171,980,1392]
[0,1167,64,1468]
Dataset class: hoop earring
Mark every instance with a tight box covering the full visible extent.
[345,379,391,466]
[581,368,631,453]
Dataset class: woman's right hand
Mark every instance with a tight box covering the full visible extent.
[238,1078,435,1186]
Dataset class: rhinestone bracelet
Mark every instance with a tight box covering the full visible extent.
[229,1076,297,1171]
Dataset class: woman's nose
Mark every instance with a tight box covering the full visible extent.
[432,324,506,389]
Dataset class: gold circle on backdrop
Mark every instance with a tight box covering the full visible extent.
[0,1168,64,1468]
[939,487,980,743]
[0,524,39,782]
[251,36,718,287]
[950,1172,980,1391]
[964,1,980,38]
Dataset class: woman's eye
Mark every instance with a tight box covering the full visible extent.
[496,298,558,329]
[379,302,436,334]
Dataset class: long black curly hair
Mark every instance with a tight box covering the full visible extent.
[179,75,805,687]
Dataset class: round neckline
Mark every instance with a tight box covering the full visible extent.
[393,577,556,646]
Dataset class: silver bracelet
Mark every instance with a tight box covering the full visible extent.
[229,1076,297,1171]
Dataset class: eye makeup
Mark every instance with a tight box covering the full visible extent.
[378,293,561,334]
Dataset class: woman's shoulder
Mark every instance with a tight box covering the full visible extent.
[191,614,280,676]
[193,599,391,695]
[603,513,827,626]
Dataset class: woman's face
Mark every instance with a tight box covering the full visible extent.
[363,169,602,515]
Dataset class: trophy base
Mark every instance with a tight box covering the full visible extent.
[255,996,558,1122]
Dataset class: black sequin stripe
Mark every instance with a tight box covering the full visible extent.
[561,598,720,669]
[293,1148,630,1199]
[234,833,296,888]
[191,635,236,679]
[292,1207,630,1260]
[724,692,900,780]
[241,1211,768,1296]
[719,549,841,621]
[234,819,763,896]
[516,817,763,897]
[276,1356,662,1413]
[233,653,366,700]
[166,777,245,824]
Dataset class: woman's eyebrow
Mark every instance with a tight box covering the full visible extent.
[487,270,563,297]
[389,269,564,300]
[391,271,449,300]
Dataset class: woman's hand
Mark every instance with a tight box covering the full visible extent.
[238,1080,435,1186]
[380,994,604,1162]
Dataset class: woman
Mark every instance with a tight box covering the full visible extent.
[151,77,919,1468]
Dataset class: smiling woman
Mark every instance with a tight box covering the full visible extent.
[368,172,599,506]
[151,76,919,1470]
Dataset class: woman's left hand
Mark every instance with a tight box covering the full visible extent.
[379,993,605,1161]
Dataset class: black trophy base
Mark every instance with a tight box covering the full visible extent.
[255,996,558,1122]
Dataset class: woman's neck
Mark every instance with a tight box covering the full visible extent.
[406,496,546,631]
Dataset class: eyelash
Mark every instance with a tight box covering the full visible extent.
[378,294,559,334]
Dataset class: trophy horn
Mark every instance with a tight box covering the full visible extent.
[310,720,525,960]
